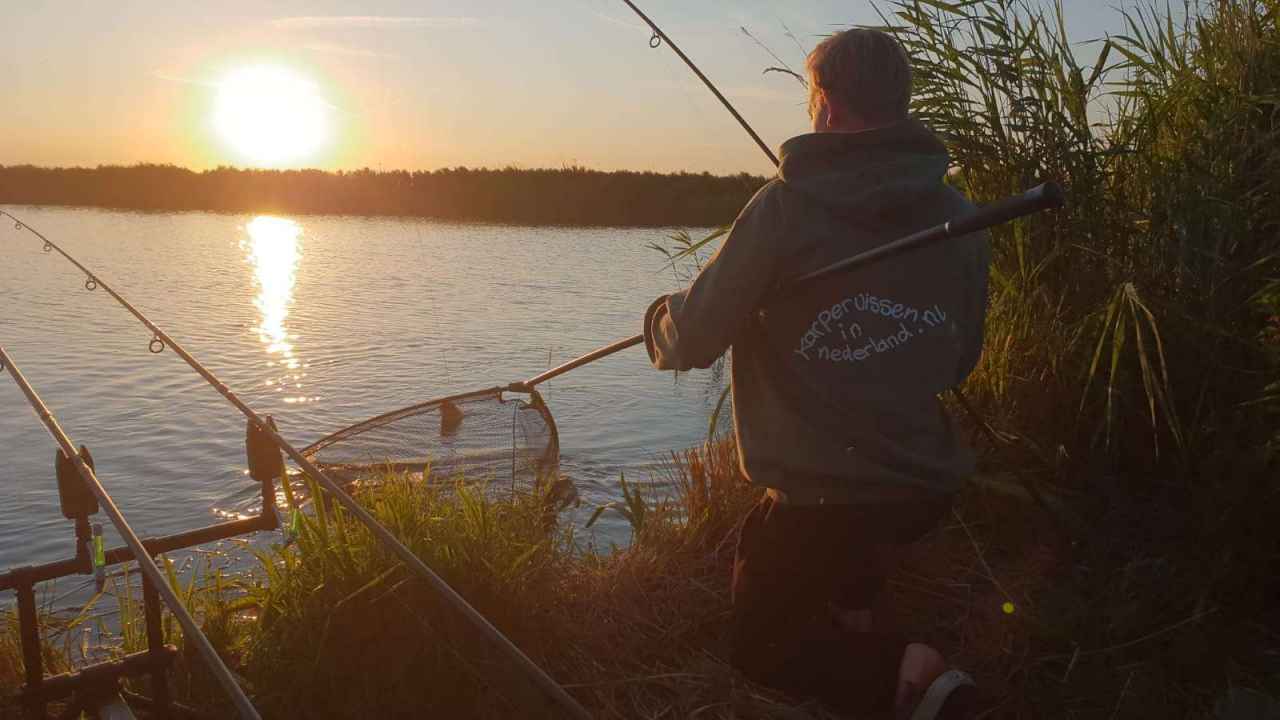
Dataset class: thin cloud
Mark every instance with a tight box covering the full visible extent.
[270,16,477,30]
[149,68,343,113]
[150,70,217,88]
[585,7,645,31]
[302,42,394,59]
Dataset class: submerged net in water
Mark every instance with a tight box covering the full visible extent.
[299,387,559,488]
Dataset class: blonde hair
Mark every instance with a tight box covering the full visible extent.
[806,29,913,126]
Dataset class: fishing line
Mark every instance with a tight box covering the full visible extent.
[0,209,592,720]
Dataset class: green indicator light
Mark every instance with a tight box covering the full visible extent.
[91,523,106,591]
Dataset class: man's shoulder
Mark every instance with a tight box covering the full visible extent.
[736,178,793,224]
[746,177,787,206]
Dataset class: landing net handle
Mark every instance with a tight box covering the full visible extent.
[0,346,263,720]
[3,212,592,720]
[509,182,1064,390]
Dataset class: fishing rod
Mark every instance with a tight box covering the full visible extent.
[1,209,593,720]
[617,0,778,166]
[508,182,1061,391]
[506,1,1063,393]
[0,345,262,720]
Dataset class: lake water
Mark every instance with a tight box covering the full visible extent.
[0,204,726,579]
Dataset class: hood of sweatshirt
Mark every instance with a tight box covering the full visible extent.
[777,119,952,222]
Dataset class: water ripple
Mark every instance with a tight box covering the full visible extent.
[0,205,722,571]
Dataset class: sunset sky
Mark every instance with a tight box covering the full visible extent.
[6,1,1129,176]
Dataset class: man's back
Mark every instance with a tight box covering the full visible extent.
[645,118,990,502]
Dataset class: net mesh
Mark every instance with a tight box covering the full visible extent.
[299,387,559,488]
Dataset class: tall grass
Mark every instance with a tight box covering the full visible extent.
[5,458,766,718]
[135,449,843,719]
[875,1,1280,715]
[3,433,1267,717]
[230,456,788,719]
[881,0,1279,475]
[1,595,74,695]
[0,561,249,716]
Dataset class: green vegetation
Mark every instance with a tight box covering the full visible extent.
[0,164,767,228]
[1,602,73,693]
[0,436,1267,718]
[4,444,828,719]
[0,555,256,715]
[884,1,1280,713]
[234,453,769,719]
[894,0,1279,466]
[0,444,1095,718]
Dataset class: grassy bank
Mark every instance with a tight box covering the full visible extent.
[6,438,1235,719]
[3,443,1071,719]
[0,443,792,718]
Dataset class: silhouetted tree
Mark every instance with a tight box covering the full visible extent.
[0,164,769,227]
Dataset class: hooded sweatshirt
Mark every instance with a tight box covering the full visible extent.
[643,119,990,504]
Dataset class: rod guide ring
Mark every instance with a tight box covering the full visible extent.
[649,32,661,48]
[149,336,165,354]
[84,277,98,292]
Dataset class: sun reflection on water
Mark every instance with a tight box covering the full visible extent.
[243,216,317,404]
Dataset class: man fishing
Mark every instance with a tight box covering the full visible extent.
[643,28,984,719]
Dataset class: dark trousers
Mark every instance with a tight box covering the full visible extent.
[730,492,951,715]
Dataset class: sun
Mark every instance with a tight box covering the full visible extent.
[213,65,332,167]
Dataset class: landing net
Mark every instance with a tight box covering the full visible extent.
[299,387,559,488]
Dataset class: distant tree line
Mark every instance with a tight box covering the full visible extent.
[0,164,769,227]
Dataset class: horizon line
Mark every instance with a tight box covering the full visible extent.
[0,161,772,179]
